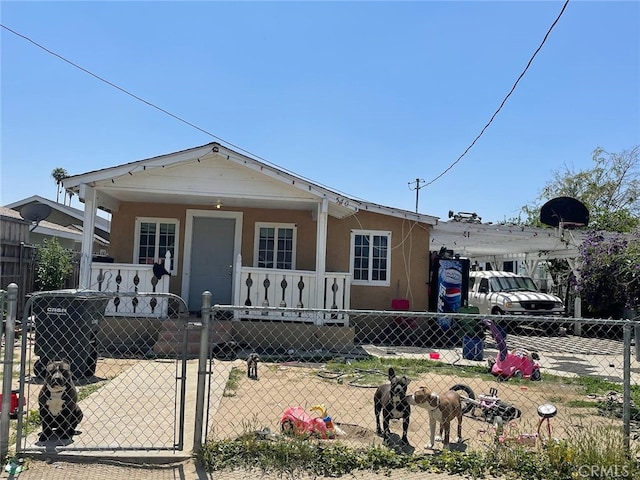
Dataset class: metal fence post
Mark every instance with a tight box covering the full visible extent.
[634,321,640,362]
[622,321,632,452]
[193,291,211,454]
[1,284,18,460]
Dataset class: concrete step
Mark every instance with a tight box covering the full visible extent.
[152,319,232,356]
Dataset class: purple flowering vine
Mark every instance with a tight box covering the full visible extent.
[577,230,640,316]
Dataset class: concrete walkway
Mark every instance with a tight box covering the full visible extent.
[16,358,238,462]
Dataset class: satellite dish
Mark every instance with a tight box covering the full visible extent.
[20,203,52,232]
[540,197,589,228]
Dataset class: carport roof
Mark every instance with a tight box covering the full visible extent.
[430,220,589,263]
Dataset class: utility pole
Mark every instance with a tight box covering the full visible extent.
[408,178,425,213]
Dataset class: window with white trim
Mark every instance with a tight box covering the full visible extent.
[134,218,179,274]
[254,223,296,269]
[350,230,391,286]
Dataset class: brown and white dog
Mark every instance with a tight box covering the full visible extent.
[408,386,462,449]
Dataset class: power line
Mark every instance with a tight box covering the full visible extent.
[422,0,571,189]
[0,23,362,199]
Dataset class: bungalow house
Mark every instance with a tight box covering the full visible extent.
[62,142,438,326]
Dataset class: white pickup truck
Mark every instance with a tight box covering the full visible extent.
[468,270,565,317]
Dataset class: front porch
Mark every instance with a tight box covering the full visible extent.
[90,260,352,326]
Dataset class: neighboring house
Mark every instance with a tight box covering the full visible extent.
[1,205,84,300]
[62,142,438,323]
[0,205,82,251]
[5,195,111,254]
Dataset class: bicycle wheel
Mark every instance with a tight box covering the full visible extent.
[451,383,476,414]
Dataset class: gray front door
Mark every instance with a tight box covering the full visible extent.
[188,217,236,312]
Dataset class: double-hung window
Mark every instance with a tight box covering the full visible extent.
[134,218,179,274]
[254,223,296,269]
[350,230,391,286]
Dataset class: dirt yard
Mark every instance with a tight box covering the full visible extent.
[210,360,619,453]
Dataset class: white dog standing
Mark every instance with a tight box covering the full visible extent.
[407,386,462,449]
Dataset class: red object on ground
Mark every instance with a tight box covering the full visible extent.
[0,391,22,417]
[280,406,330,438]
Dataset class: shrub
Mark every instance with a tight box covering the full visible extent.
[35,237,73,291]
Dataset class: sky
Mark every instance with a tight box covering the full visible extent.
[1,1,639,224]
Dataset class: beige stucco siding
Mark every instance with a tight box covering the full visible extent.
[109,203,319,295]
[326,211,430,311]
[108,203,430,311]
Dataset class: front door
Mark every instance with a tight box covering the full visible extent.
[188,216,236,312]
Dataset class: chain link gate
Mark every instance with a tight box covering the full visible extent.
[200,305,639,455]
[14,290,191,453]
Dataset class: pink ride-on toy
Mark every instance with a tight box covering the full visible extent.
[280,406,332,438]
[483,318,541,381]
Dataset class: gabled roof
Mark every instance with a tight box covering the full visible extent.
[5,195,111,234]
[62,142,438,225]
[0,205,83,241]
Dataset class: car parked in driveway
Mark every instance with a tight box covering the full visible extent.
[468,271,566,333]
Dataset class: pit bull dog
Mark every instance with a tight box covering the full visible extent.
[374,367,411,444]
[408,386,462,449]
[38,360,83,441]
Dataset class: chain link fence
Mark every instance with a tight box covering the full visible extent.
[203,305,639,455]
[2,287,638,460]
[1,288,193,454]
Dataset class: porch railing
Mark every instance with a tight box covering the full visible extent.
[89,263,170,317]
[233,255,351,325]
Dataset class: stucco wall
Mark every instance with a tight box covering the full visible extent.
[326,211,430,311]
[108,203,431,311]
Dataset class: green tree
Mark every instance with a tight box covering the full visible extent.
[51,167,68,203]
[520,146,639,232]
[35,237,73,291]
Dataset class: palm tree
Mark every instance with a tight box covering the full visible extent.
[51,167,68,203]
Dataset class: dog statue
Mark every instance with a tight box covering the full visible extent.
[408,386,462,449]
[38,360,83,442]
[374,367,411,444]
[247,353,259,380]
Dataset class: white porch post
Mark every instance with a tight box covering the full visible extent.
[233,253,243,307]
[78,184,97,289]
[315,198,329,324]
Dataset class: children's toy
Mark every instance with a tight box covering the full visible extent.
[452,385,521,423]
[475,387,521,423]
[280,405,335,438]
[536,403,557,444]
[0,390,23,419]
[483,319,541,381]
